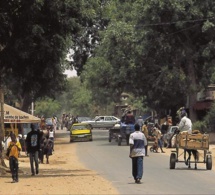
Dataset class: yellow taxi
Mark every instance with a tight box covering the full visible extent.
[70,123,93,142]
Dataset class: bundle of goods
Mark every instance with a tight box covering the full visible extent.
[176,130,209,150]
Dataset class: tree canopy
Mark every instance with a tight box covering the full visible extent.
[81,0,215,121]
[0,0,106,111]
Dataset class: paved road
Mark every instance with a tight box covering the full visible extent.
[58,129,215,194]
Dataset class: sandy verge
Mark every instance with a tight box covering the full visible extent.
[0,137,119,195]
[1,136,214,195]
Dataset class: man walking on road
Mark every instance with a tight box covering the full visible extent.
[26,124,41,176]
[129,124,147,184]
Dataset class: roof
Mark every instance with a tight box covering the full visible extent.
[4,104,41,123]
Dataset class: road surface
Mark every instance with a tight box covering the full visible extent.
[72,129,215,195]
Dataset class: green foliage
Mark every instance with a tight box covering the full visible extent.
[35,97,61,117]
[81,0,215,121]
[204,102,215,132]
[192,120,207,133]
[55,77,94,117]
[0,0,105,111]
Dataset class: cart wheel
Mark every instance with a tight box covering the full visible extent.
[118,137,122,146]
[206,155,212,170]
[170,153,176,169]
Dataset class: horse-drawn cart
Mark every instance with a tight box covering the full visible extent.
[169,132,212,170]
[117,123,135,146]
[109,124,121,142]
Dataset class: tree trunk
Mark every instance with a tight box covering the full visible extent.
[0,78,7,168]
[187,58,198,122]
[20,93,32,113]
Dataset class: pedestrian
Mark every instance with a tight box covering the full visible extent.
[40,116,46,130]
[44,135,54,164]
[7,133,22,183]
[52,116,57,132]
[129,124,147,184]
[142,121,149,156]
[152,127,165,153]
[136,116,144,129]
[39,130,46,164]
[48,127,55,151]
[26,124,41,176]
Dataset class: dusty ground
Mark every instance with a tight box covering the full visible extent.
[0,136,119,195]
[0,135,215,195]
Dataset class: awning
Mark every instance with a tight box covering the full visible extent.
[3,104,41,123]
[193,101,213,110]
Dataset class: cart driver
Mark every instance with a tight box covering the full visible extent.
[125,110,135,125]
[178,111,192,134]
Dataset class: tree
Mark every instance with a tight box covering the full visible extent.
[53,77,94,117]
[0,0,107,167]
[81,0,215,122]
[68,0,112,75]
[35,97,61,118]
[0,0,109,110]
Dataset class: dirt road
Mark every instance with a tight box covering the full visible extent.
[1,132,215,195]
[0,136,119,195]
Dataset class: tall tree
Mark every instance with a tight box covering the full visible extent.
[0,0,106,167]
[0,0,106,111]
[132,0,215,121]
[82,0,215,121]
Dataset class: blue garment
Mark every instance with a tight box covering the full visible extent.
[129,131,147,157]
[132,156,143,180]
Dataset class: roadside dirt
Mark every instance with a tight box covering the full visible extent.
[1,133,215,195]
[0,136,119,195]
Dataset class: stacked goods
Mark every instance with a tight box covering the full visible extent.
[177,131,209,150]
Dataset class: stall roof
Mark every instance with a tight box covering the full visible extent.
[4,104,41,123]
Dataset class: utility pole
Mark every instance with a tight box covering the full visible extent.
[30,100,35,116]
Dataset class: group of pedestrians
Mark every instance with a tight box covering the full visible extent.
[128,114,167,184]
[129,108,193,184]
[7,123,54,183]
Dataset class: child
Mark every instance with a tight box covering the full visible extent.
[7,133,22,183]
[44,135,53,164]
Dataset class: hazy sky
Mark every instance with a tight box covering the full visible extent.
[64,69,77,77]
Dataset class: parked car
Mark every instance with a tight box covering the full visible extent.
[70,123,92,142]
[163,126,179,148]
[76,116,91,123]
[81,116,120,129]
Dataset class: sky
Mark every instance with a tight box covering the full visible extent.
[64,69,77,77]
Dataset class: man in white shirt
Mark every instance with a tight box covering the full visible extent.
[178,112,192,134]
[129,124,147,184]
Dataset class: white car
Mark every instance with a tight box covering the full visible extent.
[81,116,120,129]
